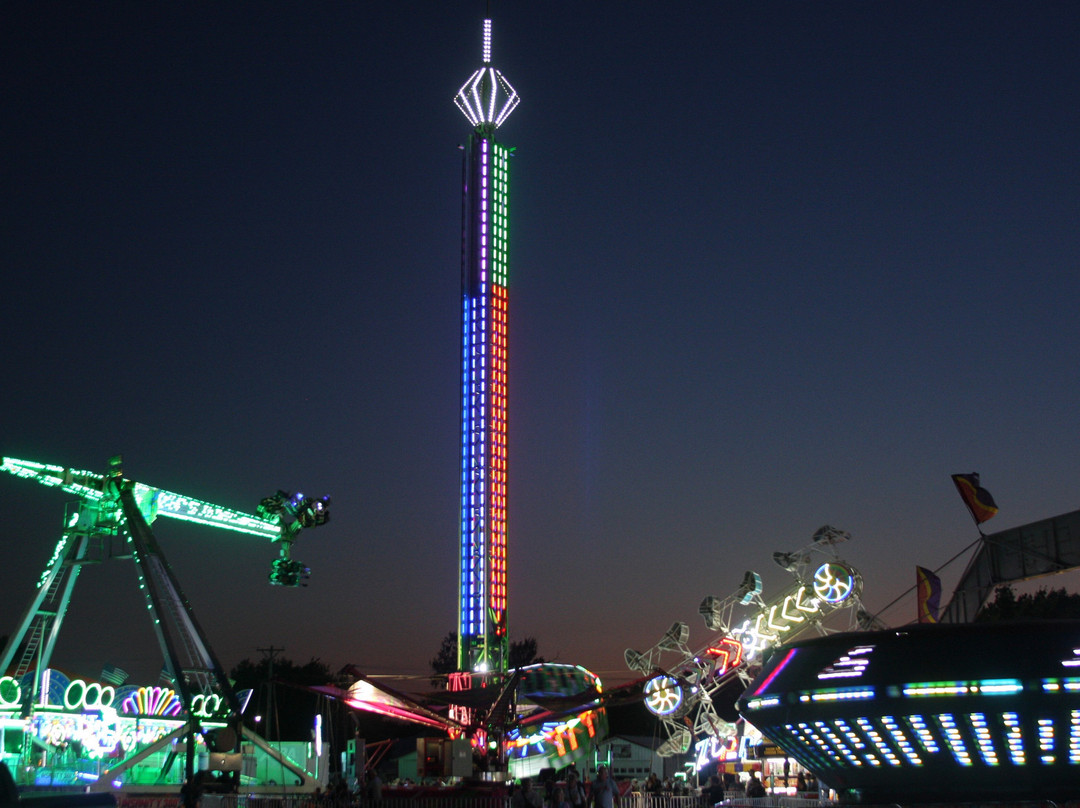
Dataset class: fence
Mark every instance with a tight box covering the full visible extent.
[622,796,704,808]
[723,800,834,808]
[118,792,837,808]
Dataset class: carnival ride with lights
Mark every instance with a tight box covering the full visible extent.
[739,620,1080,803]
[737,506,1080,803]
[623,526,873,767]
[0,455,331,794]
[313,662,612,780]
[318,14,616,781]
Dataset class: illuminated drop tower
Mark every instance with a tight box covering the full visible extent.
[454,17,519,675]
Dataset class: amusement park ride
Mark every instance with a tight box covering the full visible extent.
[316,526,873,781]
[0,455,332,794]
[736,506,1080,803]
[624,525,874,766]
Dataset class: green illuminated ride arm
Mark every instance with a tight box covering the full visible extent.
[1,456,331,587]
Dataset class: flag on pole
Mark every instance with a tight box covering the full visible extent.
[951,473,999,525]
[100,664,129,685]
[916,566,942,623]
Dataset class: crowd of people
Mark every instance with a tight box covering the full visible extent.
[306,770,383,808]
[509,765,619,808]
[300,762,819,808]
[503,763,817,808]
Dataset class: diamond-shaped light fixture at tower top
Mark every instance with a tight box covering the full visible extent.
[454,19,520,129]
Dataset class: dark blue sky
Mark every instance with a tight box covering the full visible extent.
[2,1,1079,688]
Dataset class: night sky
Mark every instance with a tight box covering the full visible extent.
[2,2,1079,691]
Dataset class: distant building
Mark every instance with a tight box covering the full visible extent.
[592,735,677,781]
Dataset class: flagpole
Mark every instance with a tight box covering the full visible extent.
[862,536,984,626]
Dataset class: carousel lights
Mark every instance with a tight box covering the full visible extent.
[0,457,105,500]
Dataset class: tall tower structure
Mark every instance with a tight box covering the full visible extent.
[454,17,519,675]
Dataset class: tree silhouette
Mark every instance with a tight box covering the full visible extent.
[429,631,544,680]
[508,636,543,669]
[976,585,1080,622]
[430,632,458,676]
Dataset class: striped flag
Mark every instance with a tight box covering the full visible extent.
[916,567,942,624]
[951,473,999,525]
[100,664,129,685]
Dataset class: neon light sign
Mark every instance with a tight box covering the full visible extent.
[0,673,227,720]
[121,686,182,717]
[694,734,738,772]
[446,672,478,744]
[0,677,21,708]
[734,562,859,659]
[707,638,744,675]
[692,725,759,773]
[35,712,175,758]
[64,680,116,711]
[190,693,228,719]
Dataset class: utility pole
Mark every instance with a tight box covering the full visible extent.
[257,645,285,741]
